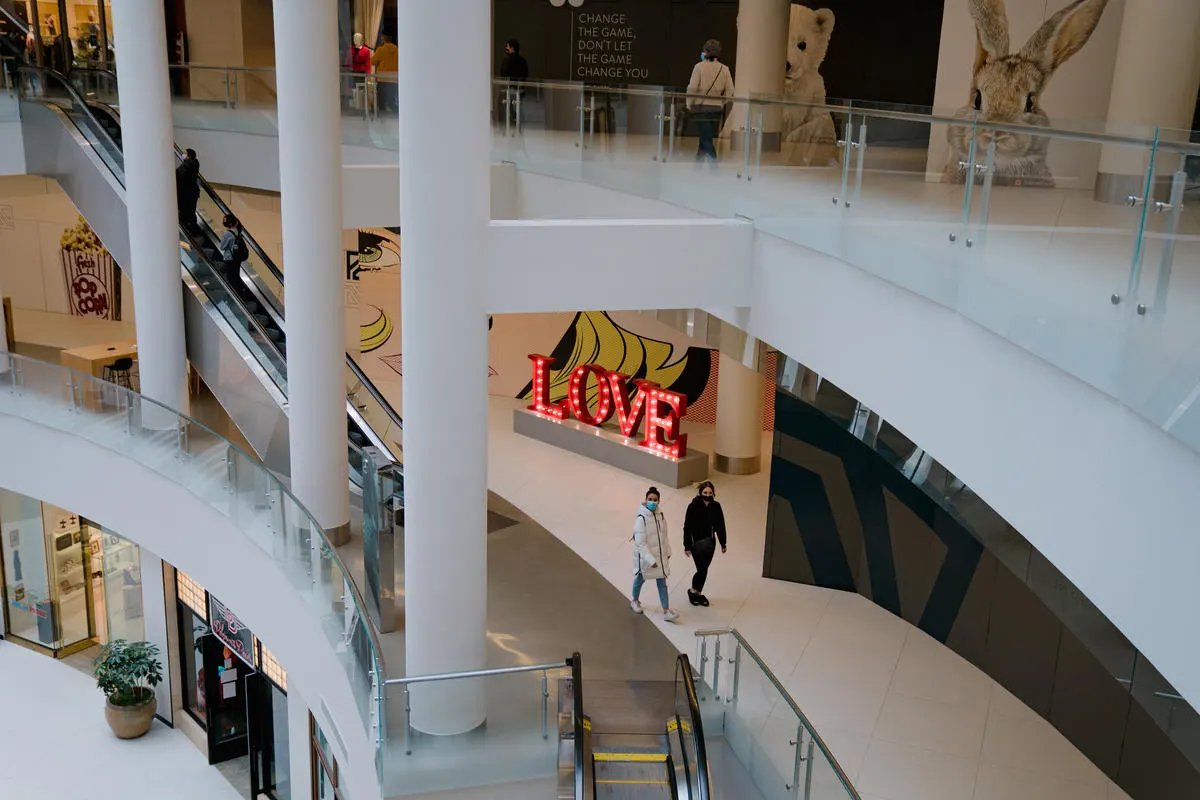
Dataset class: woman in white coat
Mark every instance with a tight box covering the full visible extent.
[631,487,680,622]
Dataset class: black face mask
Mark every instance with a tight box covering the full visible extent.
[702,496,713,503]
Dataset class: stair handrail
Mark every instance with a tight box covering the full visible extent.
[694,627,862,800]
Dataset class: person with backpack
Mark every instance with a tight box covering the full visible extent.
[214,213,248,292]
[631,487,680,622]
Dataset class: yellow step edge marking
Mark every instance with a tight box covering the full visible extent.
[593,752,669,763]
[595,779,671,785]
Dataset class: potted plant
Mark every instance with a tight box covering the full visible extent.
[93,639,163,739]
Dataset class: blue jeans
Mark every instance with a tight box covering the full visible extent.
[633,572,670,609]
[693,109,722,162]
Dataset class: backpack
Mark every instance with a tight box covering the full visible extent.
[231,233,249,264]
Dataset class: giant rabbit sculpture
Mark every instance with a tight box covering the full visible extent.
[944,0,1108,187]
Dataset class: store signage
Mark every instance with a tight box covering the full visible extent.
[527,354,689,458]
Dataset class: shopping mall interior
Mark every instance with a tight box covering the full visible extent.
[0,0,1197,799]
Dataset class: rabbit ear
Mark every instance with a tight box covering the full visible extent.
[968,0,1010,60]
[1020,0,1109,74]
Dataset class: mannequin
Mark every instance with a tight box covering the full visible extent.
[348,32,371,74]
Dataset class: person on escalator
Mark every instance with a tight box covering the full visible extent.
[211,213,248,295]
[176,148,201,233]
[683,481,726,607]
[631,487,680,622]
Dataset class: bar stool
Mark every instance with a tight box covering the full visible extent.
[103,357,134,389]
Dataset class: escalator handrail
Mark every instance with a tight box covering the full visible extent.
[72,89,402,458]
[346,355,404,433]
[19,70,291,392]
[22,61,405,468]
[570,652,588,800]
[676,654,712,800]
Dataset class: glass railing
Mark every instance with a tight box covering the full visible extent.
[694,628,860,800]
[380,657,576,796]
[673,654,712,800]
[774,357,1200,779]
[0,351,384,775]
[489,80,1200,461]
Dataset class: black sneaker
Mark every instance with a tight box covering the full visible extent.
[698,594,710,607]
[687,589,702,606]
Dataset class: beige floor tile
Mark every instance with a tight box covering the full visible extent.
[888,628,993,710]
[854,739,979,800]
[784,672,890,739]
[871,692,988,761]
[973,761,1107,800]
[981,711,1109,788]
[811,725,872,784]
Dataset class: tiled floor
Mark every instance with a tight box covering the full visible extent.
[486,396,1133,800]
[0,641,242,800]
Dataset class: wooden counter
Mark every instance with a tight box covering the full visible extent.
[60,340,138,410]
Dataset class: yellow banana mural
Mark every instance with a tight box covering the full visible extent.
[360,306,394,353]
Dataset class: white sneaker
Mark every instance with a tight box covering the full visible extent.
[630,599,643,614]
[663,609,680,622]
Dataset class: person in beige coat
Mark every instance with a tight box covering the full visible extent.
[631,487,680,622]
[686,39,734,163]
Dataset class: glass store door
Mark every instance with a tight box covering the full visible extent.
[247,672,290,799]
[202,631,250,764]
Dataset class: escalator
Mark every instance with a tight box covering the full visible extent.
[5,40,401,490]
[564,655,711,800]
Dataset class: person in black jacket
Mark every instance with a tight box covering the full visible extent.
[683,481,726,606]
[176,149,201,234]
[499,39,528,81]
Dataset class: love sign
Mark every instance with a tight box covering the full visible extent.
[527,354,689,458]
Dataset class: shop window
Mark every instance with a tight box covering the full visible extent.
[178,603,210,727]
[311,715,345,800]
[176,569,206,617]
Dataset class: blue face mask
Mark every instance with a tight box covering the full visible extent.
[646,501,659,512]
[700,52,707,61]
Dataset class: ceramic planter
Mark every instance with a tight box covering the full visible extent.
[104,692,156,739]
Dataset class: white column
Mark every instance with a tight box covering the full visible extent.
[286,682,313,798]
[714,352,764,475]
[111,0,187,422]
[1095,0,1200,202]
[730,0,791,151]
[398,0,489,734]
[273,0,350,541]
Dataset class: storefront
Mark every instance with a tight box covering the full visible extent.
[175,569,291,799]
[0,487,142,657]
[11,0,113,69]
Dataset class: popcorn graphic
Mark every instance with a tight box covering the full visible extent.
[60,215,121,320]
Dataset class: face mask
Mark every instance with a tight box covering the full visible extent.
[646,501,659,511]
[700,52,707,61]
[702,496,713,503]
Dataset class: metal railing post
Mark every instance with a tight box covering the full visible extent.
[848,120,868,208]
[787,725,803,793]
[730,642,742,704]
[803,739,815,799]
[739,102,752,179]
[699,637,709,682]
[712,637,722,700]
[224,69,231,109]
[541,671,550,740]
[404,685,413,755]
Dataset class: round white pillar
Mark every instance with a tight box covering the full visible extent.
[273,0,350,540]
[1095,0,1200,202]
[730,0,791,151]
[714,352,764,475]
[398,0,490,734]
[111,0,188,423]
